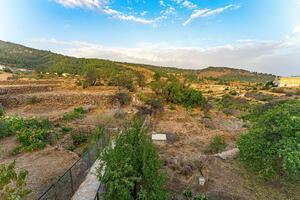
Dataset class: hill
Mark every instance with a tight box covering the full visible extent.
[0,40,275,83]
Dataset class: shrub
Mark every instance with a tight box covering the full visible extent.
[26,96,40,104]
[63,107,87,121]
[0,106,5,117]
[229,90,238,96]
[183,188,209,200]
[83,70,97,88]
[238,100,300,181]
[97,118,168,200]
[206,135,227,154]
[61,127,73,134]
[108,73,135,91]
[114,92,132,106]
[72,133,88,146]
[146,98,164,114]
[163,80,205,108]
[0,161,31,200]
[3,67,12,73]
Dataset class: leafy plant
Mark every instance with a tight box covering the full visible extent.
[63,107,87,121]
[0,161,31,200]
[183,188,209,200]
[114,92,132,106]
[238,100,300,181]
[97,118,168,200]
[0,106,5,117]
[206,135,228,154]
[72,133,88,146]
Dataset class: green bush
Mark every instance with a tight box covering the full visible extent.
[0,106,5,117]
[146,98,164,113]
[0,116,53,153]
[163,80,205,108]
[183,188,209,200]
[108,73,135,91]
[61,127,73,134]
[206,135,227,154]
[97,118,168,200]
[72,133,88,146]
[238,100,300,181]
[0,161,31,200]
[63,107,87,121]
[114,92,132,106]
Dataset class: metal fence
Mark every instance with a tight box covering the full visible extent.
[38,137,109,200]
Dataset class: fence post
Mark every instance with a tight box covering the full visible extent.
[69,169,74,194]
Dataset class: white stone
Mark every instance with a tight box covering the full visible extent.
[198,176,206,186]
[214,148,240,160]
[152,134,167,141]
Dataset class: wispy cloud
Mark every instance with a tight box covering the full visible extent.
[183,4,240,26]
[54,0,157,25]
[32,28,300,76]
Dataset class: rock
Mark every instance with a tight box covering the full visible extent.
[198,176,206,186]
[152,133,167,141]
[165,157,179,170]
[166,133,176,144]
[114,109,126,119]
[180,164,193,176]
[214,148,240,160]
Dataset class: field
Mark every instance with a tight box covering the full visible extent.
[0,41,299,200]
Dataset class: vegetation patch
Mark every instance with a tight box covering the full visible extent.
[206,135,228,154]
[63,107,87,121]
[26,96,40,105]
[238,100,300,181]
[97,118,168,200]
[0,161,31,200]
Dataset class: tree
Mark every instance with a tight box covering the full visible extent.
[238,100,300,181]
[0,162,31,200]
[97,118,168,200]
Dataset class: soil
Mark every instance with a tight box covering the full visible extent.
[0,74,299,200]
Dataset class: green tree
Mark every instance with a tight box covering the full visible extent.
[97,118,168,200]
[238,100,300,181]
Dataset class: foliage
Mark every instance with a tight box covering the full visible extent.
[72,133,88,146]
[206,135,228,154]
[0,161,31,200]
[163,80,206,108]
[108,73,135,91]
[145,98,164,114]
[63,107,87,121]
[61,127,73,134]
[0,106,5,117]
[114,92,132,106]
[183,188,209,200]
[82,69,98,88]
[238,100,300,181]
[218,94,255,117]
[0,116,53,152]
[97,118,168,200]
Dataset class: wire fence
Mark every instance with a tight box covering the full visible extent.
[38,136,109,200]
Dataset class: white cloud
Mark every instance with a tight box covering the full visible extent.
[32,33,300,76]
[293,25,300,34]
[182,0,197,9]
[183,4,240,26]
[55,0,105,9]
[54,0,157,25]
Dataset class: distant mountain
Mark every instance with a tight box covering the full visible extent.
[197,66,275,82]
[0,40,275,82]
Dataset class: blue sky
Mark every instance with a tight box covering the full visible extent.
[0,0,300,76]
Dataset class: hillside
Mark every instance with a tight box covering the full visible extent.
[0,40,275,83]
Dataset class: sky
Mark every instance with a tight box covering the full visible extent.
[0,0,300,76]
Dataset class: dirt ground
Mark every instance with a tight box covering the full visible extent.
[1,73,299,200]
